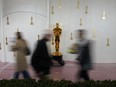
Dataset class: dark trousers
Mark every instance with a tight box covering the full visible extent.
[13,70,30,79]
[32,64,50,75]
[32,65,50,80]
[34,67,50,75]
[79,70,90,80]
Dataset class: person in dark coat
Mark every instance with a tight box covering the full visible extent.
[76,29,93,81]
[31,31,53,80]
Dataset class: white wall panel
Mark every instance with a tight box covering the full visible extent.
[50,0,116,63]
[1,0,48,63]
[3,0,47,16]
[1,0,116,63]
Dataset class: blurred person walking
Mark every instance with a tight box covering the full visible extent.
[31,30,53,80]
[12,32,31,79]
[76,29,93,81]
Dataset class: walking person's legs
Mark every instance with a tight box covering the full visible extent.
[13,72,20,79]
[82,70,90,80]
[22,70,31,79]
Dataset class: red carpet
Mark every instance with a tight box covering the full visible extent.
[0,61,116,82]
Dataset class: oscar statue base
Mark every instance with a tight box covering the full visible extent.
[52,52,65,66]
[52,52,62,56]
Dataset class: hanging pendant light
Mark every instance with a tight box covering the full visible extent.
[102,11,106,20]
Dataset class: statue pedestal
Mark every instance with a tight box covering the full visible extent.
[52,53,65,66]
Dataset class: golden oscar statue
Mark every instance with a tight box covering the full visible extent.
[52,23,65,66]
[52,23,62,56]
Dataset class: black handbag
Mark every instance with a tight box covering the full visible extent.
[25,47,31,56]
